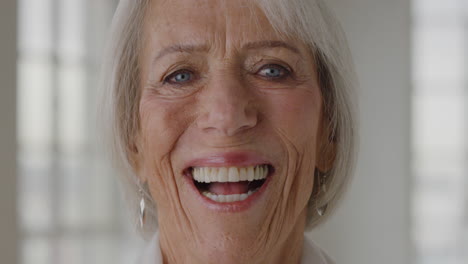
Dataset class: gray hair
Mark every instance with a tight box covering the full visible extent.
[100,0,358,239]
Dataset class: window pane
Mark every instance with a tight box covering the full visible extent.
[17,58,54,150]
[412,0,468,263]
[57,0,85,60]
[18,0,128,264]
[412,93,466,151]
[22,238,52,264]
[18,151,53,232]
[413,26,465,84]
[413,0,465,19]
[57,63,87,152]
[18,0,53,56]
[58,153,116,229]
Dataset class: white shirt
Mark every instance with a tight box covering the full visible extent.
[139,233,335,264]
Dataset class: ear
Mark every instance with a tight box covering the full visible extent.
[315,113,337,172]
[128,131,150,187]
[128,133,143,176]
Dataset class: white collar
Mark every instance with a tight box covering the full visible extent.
[139,232,335,264]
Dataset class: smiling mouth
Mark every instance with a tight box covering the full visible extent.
[186,164,274,203]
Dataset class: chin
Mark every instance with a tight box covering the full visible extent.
[172,152,283,262]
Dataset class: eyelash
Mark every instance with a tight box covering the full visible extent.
[162,63,292,86]
[162,69,196,85]
[256,64,292,80]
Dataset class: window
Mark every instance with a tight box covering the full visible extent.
[412,0,468,263]
[17,0,140,263]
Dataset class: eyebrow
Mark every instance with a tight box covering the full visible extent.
[153,44,210,62]
[242,40,300,54]
[153,40,300,62]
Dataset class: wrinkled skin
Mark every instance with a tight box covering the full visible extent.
[134,0,328,263]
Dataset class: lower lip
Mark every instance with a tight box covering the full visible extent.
[184,171,273,213]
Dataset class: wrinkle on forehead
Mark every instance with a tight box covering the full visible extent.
[145,0,288,56]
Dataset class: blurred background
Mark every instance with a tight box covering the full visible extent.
[0,0,466,263]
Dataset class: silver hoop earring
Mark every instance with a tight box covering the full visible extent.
[316,171,328,217]
[139,186,146,229]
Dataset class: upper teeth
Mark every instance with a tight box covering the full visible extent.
[192,165,269,183]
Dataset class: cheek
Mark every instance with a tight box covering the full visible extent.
[139,100,184,157]
[265,89,322,147]
[137,95,195,203]
[263,88,321,220]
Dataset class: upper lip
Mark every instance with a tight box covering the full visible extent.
[182,151,273,172]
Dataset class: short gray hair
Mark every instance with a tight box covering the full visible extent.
[100,0,358,239]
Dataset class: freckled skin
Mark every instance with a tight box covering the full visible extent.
[134,0,327,263]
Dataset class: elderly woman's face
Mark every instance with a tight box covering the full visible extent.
[136,0,325,262]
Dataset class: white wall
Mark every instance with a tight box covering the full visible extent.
[311,0,412,263]
[0,0,17,263]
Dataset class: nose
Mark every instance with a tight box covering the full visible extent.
[197,73,258,137]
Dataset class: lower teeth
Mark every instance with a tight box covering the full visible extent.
[202,189,259,203]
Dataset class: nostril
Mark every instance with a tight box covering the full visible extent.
[196,97,258,137]
[201,119,258,137]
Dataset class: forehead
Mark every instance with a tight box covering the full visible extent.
[143,0,285,49]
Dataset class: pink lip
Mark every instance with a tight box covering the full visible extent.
[183,151,272,170]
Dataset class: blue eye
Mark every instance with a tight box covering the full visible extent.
[165,70,193,84]
[258,64,289,79]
